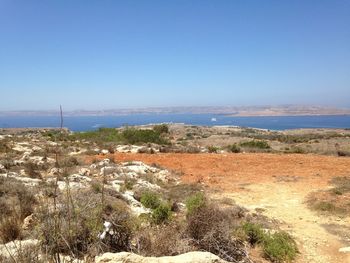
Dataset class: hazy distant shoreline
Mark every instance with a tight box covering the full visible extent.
[1,105,350,117]
[1,113,349,131]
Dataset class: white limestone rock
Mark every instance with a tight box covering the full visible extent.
[95,251,229,263]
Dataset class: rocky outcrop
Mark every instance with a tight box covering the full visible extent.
[95,251,229,263]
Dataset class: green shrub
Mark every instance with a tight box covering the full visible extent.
[151,203,172,224]
[263,232,298,262]
[153,124,169,134]
[242,222,298,262]
[70,128,122,143]
[240,140,270,149]
[140,192,161,209]
[185,192,206,215]
[287,147,305,154]
[227,144,241,153]
[242,222,265,245]
[122,128,169,145]
[207,146,219,153]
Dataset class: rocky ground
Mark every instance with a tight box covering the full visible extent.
[0,125,349,263]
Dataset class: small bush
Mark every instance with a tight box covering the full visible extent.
[140,192,161,209]
[287,147,305,154]
[135,224,191,257]
[331,177,350,194]
[313,201,338,212]
[69,128,122,143]
[242,222,298,262]
[242,222,265,245]
[337,151,350,157]
[122,128,169,145]
[24,162,42,179]
[240,140,270,149]
[0,217,22,243]
[0,141,10,153]
[185,204,248,262]
[263,232,298,262]
[227,144,241,153]
[38,189,133,258]
[207,146,219,153]
[0,177,37,220]
[153,124,169,134]
[60,156,80,167]
[151,203,172,224]
[185,192,206,215]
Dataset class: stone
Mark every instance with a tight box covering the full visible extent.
[121,190,151,215]
[101,149,109,155]
[22,214,36,231]
[79,168,91,176]
[0,239,39,259]
[339,247,350,253]
[95,251,229,263]
[49,167,63,176]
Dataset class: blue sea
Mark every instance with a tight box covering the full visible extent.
[0,114,349,132]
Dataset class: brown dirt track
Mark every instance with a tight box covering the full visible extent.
[88,153,350,263]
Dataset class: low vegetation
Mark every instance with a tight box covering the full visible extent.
[69,125,170,146]
[243,222,298,262]
[307,176,350,216]
[140,191,172,224]
[240,140,271,149]
[227,144,241,153]
[0,126,312,262]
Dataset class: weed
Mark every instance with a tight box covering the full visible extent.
[151,203,172,224]
[263,232,298,262]
[185,192,206,215]
[242,222,265,245]
[140,192,161,209]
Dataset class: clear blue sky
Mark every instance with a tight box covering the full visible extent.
[0,0,349,110]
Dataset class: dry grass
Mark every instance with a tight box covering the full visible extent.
[307,176,350,216]
[0,178,37,243]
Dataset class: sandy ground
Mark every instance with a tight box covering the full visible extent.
[92,153,350,263]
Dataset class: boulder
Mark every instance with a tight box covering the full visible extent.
[0,239,39,259]
[95,251,228,263]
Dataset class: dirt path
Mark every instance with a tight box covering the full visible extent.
[92,153,350,262]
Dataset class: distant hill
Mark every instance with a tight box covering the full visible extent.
[1,105,350,117]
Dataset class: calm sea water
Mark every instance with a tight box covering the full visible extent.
[0,114,349,131]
